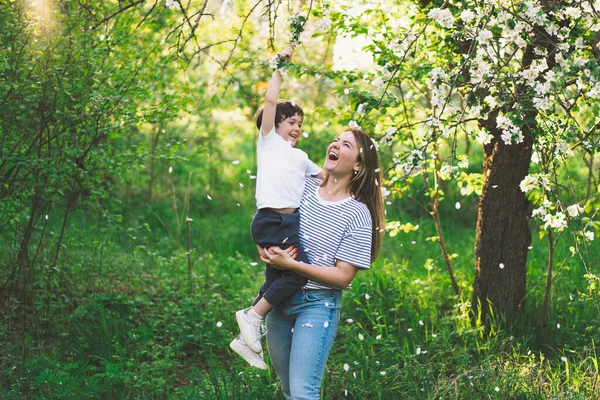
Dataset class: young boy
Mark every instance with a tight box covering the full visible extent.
[229,45,322,369]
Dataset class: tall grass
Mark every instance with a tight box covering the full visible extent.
[1,197,599,399]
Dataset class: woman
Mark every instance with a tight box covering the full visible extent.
[259,128,385,400]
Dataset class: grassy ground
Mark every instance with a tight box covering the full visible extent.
[1,202,599,399]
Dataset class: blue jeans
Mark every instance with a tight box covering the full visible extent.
[266,289,342,400]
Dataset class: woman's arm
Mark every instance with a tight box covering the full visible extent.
[260,247,359,289]
[260,45,295,136]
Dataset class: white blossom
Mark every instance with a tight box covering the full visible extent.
[543,212,568,231]
[555,139,573,158]
[532,206,547,219]
[438,165,454,180]
[165,0,179,9]
[475,130,494,145]
[520,175,538,192]
[566,204,583,218]
[523,2,547,26]
[372,77,385,90]
[564,7,582,19]
[428,8,454,29]
[316,18,333,31]
[477,29,493,44]
[460,9,475,22]
[584,231,595,241]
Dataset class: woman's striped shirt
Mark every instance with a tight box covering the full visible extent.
[299,178,373,290]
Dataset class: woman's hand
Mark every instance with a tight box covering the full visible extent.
[260,246,297,270]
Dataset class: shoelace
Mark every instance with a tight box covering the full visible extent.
[259,324,268,337]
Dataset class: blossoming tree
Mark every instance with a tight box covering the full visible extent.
[318,0,599,321]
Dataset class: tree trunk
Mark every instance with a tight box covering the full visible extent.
[472,135,533,322]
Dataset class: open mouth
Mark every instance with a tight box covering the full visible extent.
[328,151,339,161]
[289,133,298,139]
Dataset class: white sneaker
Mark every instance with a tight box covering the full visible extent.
[236,308,266,353]
[229,335,267,370]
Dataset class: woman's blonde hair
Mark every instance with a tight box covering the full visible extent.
[322,129,385,262]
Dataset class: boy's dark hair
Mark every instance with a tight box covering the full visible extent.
[255,100,304,130]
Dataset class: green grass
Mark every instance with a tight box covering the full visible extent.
[1,201,599,399]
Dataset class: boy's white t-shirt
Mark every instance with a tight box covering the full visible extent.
[256,126,322,209]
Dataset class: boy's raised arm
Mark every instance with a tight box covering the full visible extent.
[260,45,295,136]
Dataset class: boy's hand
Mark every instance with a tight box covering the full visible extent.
[279,44,295,64]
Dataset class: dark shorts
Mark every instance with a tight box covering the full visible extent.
[251,208,309,307]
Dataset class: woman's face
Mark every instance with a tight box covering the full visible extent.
[324,131,361,176]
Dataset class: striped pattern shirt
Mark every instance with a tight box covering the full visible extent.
[299,178,373,290]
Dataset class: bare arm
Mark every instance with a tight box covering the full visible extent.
[260,247,359,289]
[260,45,295,136]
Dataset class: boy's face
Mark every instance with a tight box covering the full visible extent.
[276,113,303,146]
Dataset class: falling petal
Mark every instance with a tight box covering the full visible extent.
[455,202,461,209]
[375,168,380,172]
[495,387,500,392]
[282,237,289,243]
[499,263,505,269]
[232,160,240,165]
[239,183,244,187]
[376,335,382,340]
[45,215,48,220]
[557,323,560,329]
[419,320,424,326]
[365,293,370,300]
[346,319,354,324]
[207,195,212,200]
[250,262,258,266]
[216,321,223,327]
[169,166,173,174]
[358,334,364,341]
[324,321,329,328]
[380,371,386,376]
[416,347,421,355]
[343,363,350,372]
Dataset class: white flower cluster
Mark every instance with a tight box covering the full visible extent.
[554,139,573,158]
[396,149,424,177]
[523,1,548,26]
[438,164,456,180]
[316,18,333,32]
[427,8,454,29]
[520,173,550,193]
[165,0,179,9]
[387,32,417,59]
[543,211,568,231]
[475,129,494,145]
[469,50,492,85]
[496,115,524,145]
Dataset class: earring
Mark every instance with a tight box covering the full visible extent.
[354,169,359,174]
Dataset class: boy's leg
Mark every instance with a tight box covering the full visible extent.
[238,265,279,353]
[261,211,308,307]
